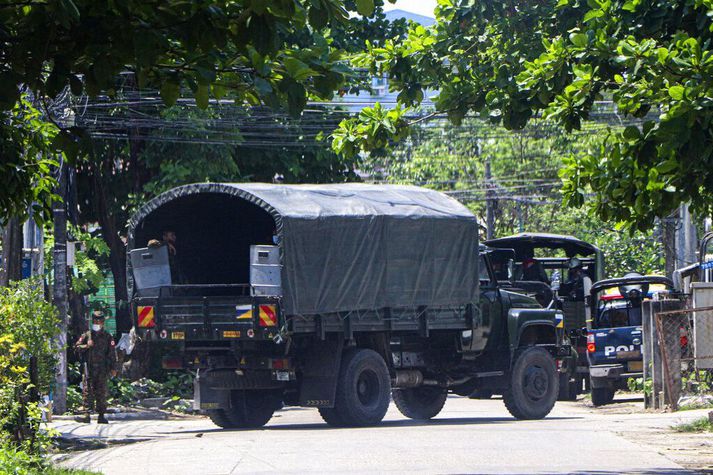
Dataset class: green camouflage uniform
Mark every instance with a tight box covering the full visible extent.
[75,329,117,415]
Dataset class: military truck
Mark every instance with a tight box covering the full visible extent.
[484,233,604,400]
[128,183,568,428]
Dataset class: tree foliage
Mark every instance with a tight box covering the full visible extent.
[374,118,664,277]
[0,0,391,221]
[334,0,713,230]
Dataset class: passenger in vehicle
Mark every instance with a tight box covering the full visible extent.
[518,249,550,284]
[561,257,592,301]
[148,230,186,284]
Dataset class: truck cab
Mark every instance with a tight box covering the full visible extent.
[485,233,604,400]
[586,274,674,406]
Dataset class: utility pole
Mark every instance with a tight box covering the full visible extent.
[53,162,69,414]
[662,212,677,279]
[485,157,495,239]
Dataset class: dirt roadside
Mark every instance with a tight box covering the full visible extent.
[576,394,713,473]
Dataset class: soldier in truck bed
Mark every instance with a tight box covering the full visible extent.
[148,229,186,284]
[74,310,118,424]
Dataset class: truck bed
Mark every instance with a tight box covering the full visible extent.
[134,285,472,342]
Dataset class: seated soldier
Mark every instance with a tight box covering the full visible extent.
[518,248,550,284]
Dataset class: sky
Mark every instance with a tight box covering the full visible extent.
[383,0,438,18]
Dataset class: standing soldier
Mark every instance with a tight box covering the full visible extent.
[74,310,118,424]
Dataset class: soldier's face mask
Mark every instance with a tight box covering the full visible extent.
[92,321,103,331]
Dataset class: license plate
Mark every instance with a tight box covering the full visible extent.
[628,361,643,372]
[223,331,241,338]
[171,331,185,340]
[275,371,290,381]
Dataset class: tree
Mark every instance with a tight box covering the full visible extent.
[371,117,664,277]
[0,0,387,223]
[333,0,713,231]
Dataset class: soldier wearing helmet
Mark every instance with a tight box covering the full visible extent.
[561,257,592,301]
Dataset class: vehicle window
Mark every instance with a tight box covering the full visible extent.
[596,305,642,328]
[479,256,492,285]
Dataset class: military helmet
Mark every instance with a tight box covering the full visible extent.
[568,257,583,270]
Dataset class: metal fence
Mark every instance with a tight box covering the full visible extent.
[644,286,713,410]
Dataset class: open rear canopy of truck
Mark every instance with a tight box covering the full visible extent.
[128,183,479,316]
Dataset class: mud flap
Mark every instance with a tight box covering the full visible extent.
[298,338,344,408]
[193,370,230,411]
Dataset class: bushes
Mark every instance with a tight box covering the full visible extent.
[0,278,59,449]
[0,441,98,475]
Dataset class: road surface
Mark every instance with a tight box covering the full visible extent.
[54,395,707,474]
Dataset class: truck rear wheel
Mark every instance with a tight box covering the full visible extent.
[207,409,237,428]
[214,390,281,429]
[332,348,391,427]
[503,347,558,420]
[393,387,447,420]
[591,387,615,406]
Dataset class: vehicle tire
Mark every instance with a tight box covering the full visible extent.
[557,374,578,401]
[503,347,558,420]
[207,409,238,429]
[223,389,281,428]
[468,389,493,400]
[318,407,346,427]
[392,387,447,420]
[591,387,615,406]
[332,348,391,427]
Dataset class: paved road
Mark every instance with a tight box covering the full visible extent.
[54,396,706,474]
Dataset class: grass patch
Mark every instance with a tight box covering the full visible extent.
[674,417,713,433]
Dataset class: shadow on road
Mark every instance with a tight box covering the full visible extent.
[165,415,583,435]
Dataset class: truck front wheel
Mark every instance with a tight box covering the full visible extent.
[332,348,391,427]
[503,347,558,420]
[393,387,447,420]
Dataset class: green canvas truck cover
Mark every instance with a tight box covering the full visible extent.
[128,183,479,316]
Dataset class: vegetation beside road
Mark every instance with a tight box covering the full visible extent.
[675,416,713,433]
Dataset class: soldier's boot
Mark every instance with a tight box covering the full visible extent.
[97,413,109,424]
[74,413,90,423]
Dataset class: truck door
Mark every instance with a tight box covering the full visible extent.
[462,255,501,353]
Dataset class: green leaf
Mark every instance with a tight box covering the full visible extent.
[569,33,588,48]
[623,125,640,141]
[583,9,604,22]
[195,83,209,109]
[668,85,685,100]
[355,0,375,17]
[160,81,180,107]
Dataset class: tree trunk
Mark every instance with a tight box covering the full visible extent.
[0,218,24,286]
[90,158,130,333]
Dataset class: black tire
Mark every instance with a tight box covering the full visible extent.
[207,409,238,428]
[392,387,447,420]
[468,389,493,400]
[332,348,391,427]
[557,373,578,401]
[591,387,615,406]
[222,390,281,428]
[503,347,558,420]
[318,407,346,427]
